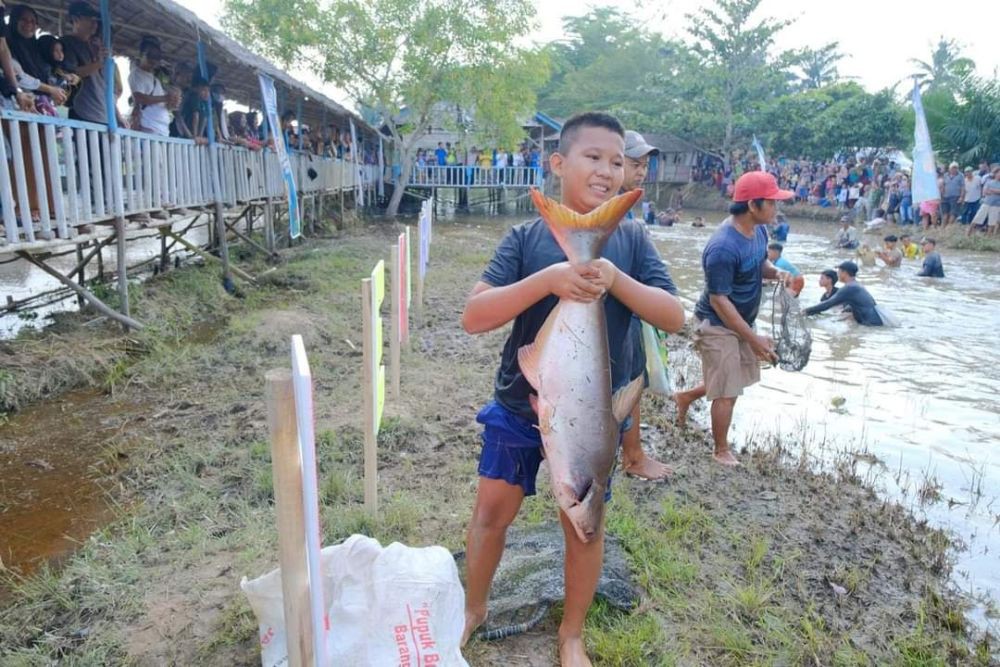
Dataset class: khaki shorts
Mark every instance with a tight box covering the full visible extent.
[692,318,761,401]
[971,204,1000,227]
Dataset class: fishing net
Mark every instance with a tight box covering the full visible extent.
[454,522,639,640]
[770,284,812,371]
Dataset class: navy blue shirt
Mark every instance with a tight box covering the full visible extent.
[918,251,945,278]
[804,282,883,326]
[482,218,675,422]
[694,219,769,327]
[772,221,789,241]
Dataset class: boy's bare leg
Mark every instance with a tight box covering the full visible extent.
[462,477,524,645]
[673,384,706,427]
[558,508,603,667]
[710,397,740,466]
[621,400,672,480]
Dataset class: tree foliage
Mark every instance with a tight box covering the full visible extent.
[909,37,976,94]
[223,0,545,215]
[537,8,671,122]
[791,42,845,91]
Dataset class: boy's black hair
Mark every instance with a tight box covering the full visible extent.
[821,269,838,284]
[729,198,766,215]
[884,234,898,243]
[558,112,625,154]
[767,242,784,253]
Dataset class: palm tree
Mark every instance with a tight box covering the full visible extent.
[793,42,843,90]
[941,78,1000,164]
[910,38,975,92]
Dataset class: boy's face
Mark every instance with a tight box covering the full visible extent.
[819,275,831,289]
[884,240,895,250]
[551,126,624,213]
[766,248,780,262]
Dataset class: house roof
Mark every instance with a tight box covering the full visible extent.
[16,0,379,137]
[640,132,710,155]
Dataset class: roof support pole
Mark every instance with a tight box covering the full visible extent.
[101,0,132,328]
[198,39,234,291]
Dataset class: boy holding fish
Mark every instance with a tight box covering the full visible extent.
[460,112,685,666]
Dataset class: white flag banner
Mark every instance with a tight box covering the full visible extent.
[911,82,939,204]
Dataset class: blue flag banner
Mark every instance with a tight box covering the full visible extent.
[752,134,767,172]
[259,74,301,238]
[911,82,939,205]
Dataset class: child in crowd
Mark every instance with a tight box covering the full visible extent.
[460,112,684,666]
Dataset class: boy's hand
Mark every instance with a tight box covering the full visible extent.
[588,258,618,294]
[545,262,604,302]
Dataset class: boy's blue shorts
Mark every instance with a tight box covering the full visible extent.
[476,401,627,501]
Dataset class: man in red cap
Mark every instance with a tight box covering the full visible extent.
[674,171,793,466]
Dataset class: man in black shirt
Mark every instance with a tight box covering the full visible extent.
[804,261,883,326]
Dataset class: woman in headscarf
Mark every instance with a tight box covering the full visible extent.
[7,5,67,113]
[6,5,61,220]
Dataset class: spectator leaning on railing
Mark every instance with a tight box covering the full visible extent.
[128,36,177,137]
[60,1,107,124]
[7,5,68,115]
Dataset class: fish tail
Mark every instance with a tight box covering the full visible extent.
[529,188,643,263]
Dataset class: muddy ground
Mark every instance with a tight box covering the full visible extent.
[0,215,995,665]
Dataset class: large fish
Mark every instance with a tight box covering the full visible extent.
[519,188,644,543]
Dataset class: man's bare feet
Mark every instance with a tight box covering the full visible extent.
[712,449,741,466]
[673,391,692,427]
[461,607,487,647]
[623,452,673,480]
[559,636,593,667]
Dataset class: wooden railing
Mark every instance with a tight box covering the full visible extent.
[407,165,542,188]
[0,111,360,250]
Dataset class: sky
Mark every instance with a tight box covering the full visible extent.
[178,0,999,111]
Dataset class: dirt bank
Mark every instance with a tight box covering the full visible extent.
[0,217,994,665]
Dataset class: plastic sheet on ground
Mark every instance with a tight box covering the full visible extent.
[455,521,639,640]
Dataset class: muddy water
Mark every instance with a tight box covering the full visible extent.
[0,389,145,574]
[642,213,1000,621]
[0,223,211,338]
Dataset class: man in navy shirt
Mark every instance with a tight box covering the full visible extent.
[674,172,793,466]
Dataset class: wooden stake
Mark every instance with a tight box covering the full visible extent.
[17,250,144,330]
[390,243,401,401]
[361,278,378,512]
[163,230,257,284]
[265,368,314,667]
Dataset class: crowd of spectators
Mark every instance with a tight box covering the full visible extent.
[696,150,999,232]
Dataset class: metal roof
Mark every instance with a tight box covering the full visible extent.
[14,0,379,136]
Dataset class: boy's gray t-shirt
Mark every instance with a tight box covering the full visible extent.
[481,218,675,422]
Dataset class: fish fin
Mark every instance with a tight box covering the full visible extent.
[529,393,539,416]
[518,342,541,390]
[612,375,644,425]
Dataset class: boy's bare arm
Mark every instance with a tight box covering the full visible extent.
[462,263,603,334]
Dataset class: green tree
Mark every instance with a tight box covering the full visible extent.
[941,78,1000,164]
[909,37,975,93]
[223,0,544,216]
[759,83,905,160]
[537,8,672,122]
[792,42,844,90]
[682,0,795,160]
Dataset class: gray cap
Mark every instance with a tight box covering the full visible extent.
[624,131,659,159]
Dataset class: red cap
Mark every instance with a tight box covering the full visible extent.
[732,171,794,202]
